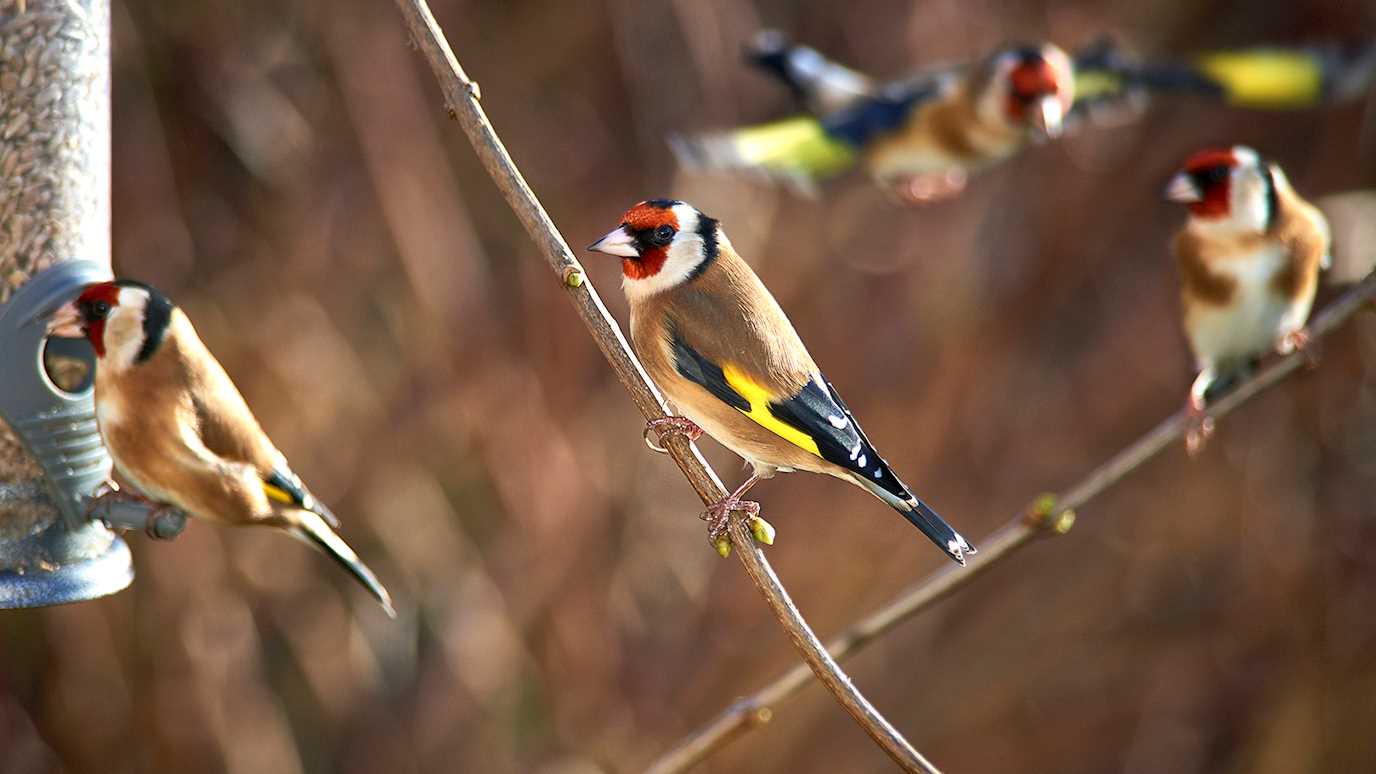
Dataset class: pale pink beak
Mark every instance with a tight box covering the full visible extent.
[46,301,85,338]
[587,225,640,258]
[1164,172,1203,203]
[1029,96,1065,140]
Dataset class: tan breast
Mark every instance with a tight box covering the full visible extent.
[94,310,281,524]
[628,247,833,476]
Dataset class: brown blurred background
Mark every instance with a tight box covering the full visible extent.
[3,1,1376,772]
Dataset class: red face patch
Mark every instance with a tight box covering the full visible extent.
[619,202,680,280]
[1181,148,1236,219]
[1005,59,1063,122]
[74,281,122,356]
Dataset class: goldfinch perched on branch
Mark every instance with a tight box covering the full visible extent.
[673,34,1075,203]
[47,280,395,616]
[589,200,974,565]
[1165,147,1331,453]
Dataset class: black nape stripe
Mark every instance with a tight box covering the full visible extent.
[1260,162,1279,231]
[135,287,174,363]
[685,214,720,282]
[643,198,682,210]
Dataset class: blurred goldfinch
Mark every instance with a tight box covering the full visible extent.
[47,280,395,616]
[1073,37,1376,112]
[1165,147,1330,453]
[589,200,974,564]
[676,32,1375,202]
[674,34,1074,203]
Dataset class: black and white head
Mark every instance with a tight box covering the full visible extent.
[47,279,175,371]
[587,199,725,301]
[976,42,1076,139]
[1165,145,1281,235]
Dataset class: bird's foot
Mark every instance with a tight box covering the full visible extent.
[644,415,704,454]
[1184,396,1215,457]
[83,483,152,519]
[702,495,761,544]
[887,170,968,205]
[1278,328,1318,368]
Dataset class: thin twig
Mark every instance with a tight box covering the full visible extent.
[389,1,943,771]
[647,274,1376,773]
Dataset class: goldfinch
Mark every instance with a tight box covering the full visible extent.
[589,200,974,564]
[46,280,395,616]
[674,36,1075,203]
[1071,38,1376,114]
[1165,146,1331,453]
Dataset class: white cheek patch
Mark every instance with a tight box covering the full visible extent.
[1217,146,1272,234]
[101,299,148,372]
[622,204,711,301]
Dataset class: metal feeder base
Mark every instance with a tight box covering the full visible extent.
[0,512,131,609]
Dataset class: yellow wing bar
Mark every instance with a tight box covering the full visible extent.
[721,364,822,457]
[263,481,295,504]
[728,116,857,178]
[1195,49,1324,108]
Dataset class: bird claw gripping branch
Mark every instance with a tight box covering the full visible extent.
[1184,399,1216,457]
[83,484,187,541]
[702,496,761,545]
[643,415,704,454]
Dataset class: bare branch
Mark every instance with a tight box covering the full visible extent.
[647,274,1376,773]
[389,1,943,771]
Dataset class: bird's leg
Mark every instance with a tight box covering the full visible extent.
[887,169,969,205]
[702,474,763,543]
[1184,367,1216,456]
[643,415,703,454]
[1278,327,1318,368]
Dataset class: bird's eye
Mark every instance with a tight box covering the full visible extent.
[90,301,110,319]
[651,224,677,245]
[1204,166,1229,184]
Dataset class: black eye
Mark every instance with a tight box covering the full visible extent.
[1202,166,1229,184]
[652,224,676,245]
[90,301,110,319]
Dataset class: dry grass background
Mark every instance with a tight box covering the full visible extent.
[2,0,1376,772]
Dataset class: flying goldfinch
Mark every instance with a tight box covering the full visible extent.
[1164,146,1331,453]
[47,280,395,616]
[589,200,974,564]
[676,31,1375,202]
[673,35,1075,203]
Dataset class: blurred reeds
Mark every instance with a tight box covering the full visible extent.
[2,1,1375,772]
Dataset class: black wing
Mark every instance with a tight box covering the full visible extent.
[670,332,909,498]
[821,76,949,148]
[670,333,749,412]
[768,377,912,501]
[263,467,339,528]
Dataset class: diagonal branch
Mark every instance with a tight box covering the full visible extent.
[389,1,942,771]
[646,273,1376,773]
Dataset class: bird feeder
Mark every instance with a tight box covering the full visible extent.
[0,0,185,609]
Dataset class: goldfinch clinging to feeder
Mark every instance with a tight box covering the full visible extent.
[47,280,395,616]
[589,200,974,564]
[1165,146,1330,453]
[674,35,1074,203]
